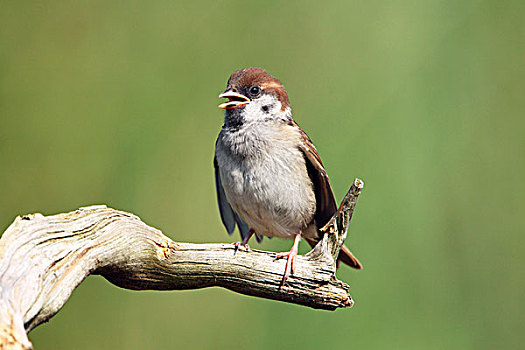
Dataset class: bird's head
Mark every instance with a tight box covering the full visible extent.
[219,67,291,126]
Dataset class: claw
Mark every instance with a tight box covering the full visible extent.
[232,229,255,252]
[232,241,249,249]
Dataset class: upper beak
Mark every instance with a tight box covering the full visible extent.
[218,89,250,109]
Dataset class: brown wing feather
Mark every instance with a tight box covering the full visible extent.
[292,120,362,270]
[292,120,337,227]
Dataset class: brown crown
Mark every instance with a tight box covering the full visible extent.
[226,67,290,111]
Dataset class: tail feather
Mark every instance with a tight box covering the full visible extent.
[305,237,362,270]
[337,244,363,269]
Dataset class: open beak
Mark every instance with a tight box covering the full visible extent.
[218,90,250,109]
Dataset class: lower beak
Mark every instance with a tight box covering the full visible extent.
[218,90,250,109]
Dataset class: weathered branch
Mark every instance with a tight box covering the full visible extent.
[0,179,364,350]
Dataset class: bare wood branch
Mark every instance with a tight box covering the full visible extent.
[0,179,364,350]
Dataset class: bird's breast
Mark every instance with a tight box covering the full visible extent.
[216,124,316,238]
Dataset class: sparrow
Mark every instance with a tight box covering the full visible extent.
[214,67,362,283]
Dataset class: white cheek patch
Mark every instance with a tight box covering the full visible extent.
[272,100,282,113]
[244,95,282,122]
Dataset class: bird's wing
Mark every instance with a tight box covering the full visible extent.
[292,120,338,227]
[292,121,362,269]
[214,156,254,242]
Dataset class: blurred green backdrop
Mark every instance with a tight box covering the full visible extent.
[1,0,523,349]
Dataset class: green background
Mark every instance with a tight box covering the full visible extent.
[1,1,523,349]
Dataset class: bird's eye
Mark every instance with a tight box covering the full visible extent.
[249,85,261,96]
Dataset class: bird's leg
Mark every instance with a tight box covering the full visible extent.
[274,233,301,285]
[233,229,255,249]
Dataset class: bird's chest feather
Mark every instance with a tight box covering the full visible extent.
[216,124,316,237]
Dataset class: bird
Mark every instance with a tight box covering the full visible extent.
[214,67,362,283]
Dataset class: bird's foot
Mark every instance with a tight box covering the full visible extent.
[274,233,301,285]
[232,241,250,249]
[232,229,256,253]
[274,248,298,284]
